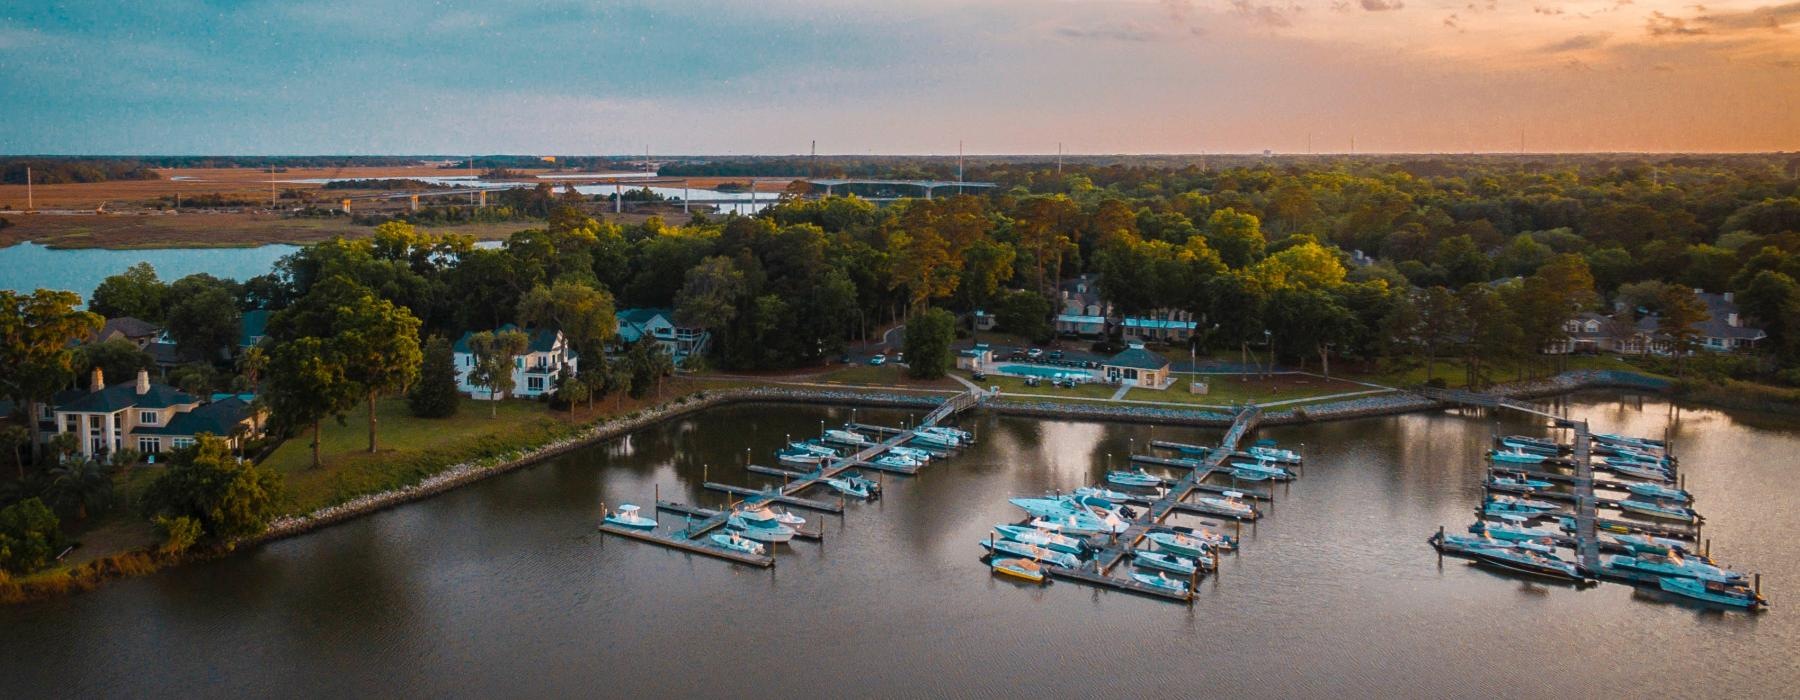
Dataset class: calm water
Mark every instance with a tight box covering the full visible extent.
[0,241,299,295]
[2,392,1795,698]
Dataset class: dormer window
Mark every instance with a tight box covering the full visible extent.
[139,411,158,425]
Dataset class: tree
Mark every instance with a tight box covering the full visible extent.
[624,338,674,399]
[0,425,29,481]
[519,280,619,363]
[165,284,241,361]
[0,498,61,575]
[140,435,283,543]
[265,337,355,469]
[336,292,422,452]
[957,239,1016,312]
[1655,286,1710,377]
[75,338,153,386]
[903,308,956,379]
[993,289,1053,343]
[235,345,268,387]
[555,371,588,417]
[674,256,747,333]
[89,262,168,321]
[1415,287,1468,384]
[1737,271,1800,360]
[0,290,102,463]
[1204,208,1266,268]
[408,335,461,418]
[1458,284,1522,388]
[44,459,113,521]
[467,329,530,416]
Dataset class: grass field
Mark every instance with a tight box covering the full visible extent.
[261,396,578,514]
[1131,374,1377,406]
[982,374,1123,400]
[816,363,964,391]
[1347,354,1656,389]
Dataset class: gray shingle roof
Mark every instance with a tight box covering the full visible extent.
[57,382,197,413]
[1105,346,1170,371]
[136,397,252,437]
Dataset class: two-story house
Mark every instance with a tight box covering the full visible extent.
[452,325,579,399]
[47,368,262,458]
[1054,275,1109,337]
[616,308,709,362]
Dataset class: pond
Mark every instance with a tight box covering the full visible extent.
[0,392,1794,697]
[0,241,299,296]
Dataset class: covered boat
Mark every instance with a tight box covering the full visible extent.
[994,524,1086,555]
[1488,473,1553,492]
[1500,436,1562,455]
[1106,468,1163,488]
[776,448,828,466]
[1131,571,1191,595]
[1247,439,1302,463]
[1607,552,1744,584]
[602,504,657,530]
[1197,493,1256,519]
[1471,516,1560,543]
[909,430,960,449]
[1133,549,1202,576]
[727,514,796,542]
[1465,545,1591,584]
[1074,485,1133,503]
[1488,448,1547,465]
[1611,533,1699,558]
[1625,482,1690,503]
[824,428,872,446]
[979,538,1081,568]
[825,476,873,499]
[1618,498,1700,524]
[710,532,766,556]
[888,445,934,462]
[1604,460,1672,482]
[1228,459,1295,481]
[872,453,922,469]
[1659,576,1765,610]
[1443,533,1556,555]
[991,557,1046,583]
[1145,530,1211,558]
[789,441,838,457]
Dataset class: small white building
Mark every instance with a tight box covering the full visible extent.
[452,325,579,399]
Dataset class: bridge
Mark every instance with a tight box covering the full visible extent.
[805,178,998,199]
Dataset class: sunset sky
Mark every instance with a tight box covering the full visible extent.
[1,0,1796,154]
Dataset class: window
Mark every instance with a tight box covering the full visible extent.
[527,376,545,391]
[88,415,102,429]
[140,411,158,425]
[172,437,195,449]
[138,437,161,454]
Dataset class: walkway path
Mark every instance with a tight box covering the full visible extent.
[1109,383,1133,401]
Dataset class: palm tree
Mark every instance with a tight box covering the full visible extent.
[45,459,114,521]
[648,344,675,399]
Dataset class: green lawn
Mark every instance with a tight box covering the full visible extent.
[1129,375,1376,406]
[817,363,963,390]
[1348,354,1657,389]
[262,397,577,514]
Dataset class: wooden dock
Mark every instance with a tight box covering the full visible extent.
[1043,405,1266,602]
[655,500,824,540]
[597,523,775,567]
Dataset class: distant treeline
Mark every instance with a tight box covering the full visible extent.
[321,179,450,190]
[1,158,161,184]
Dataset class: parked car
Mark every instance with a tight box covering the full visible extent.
[896,352,905,363]
[1026,348,1044,359]
[868,354,887,366]
[1048,350,1064,360]
[971,370,986,381]
[1024,376,1041,387]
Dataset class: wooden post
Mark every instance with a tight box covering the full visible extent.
[654,484,659,504]
[1704,538,1711,558]
[703,464,708,483]
[1437,526,1445,562]
[1754,573,1761,596]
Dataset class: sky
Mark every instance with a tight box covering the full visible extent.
[1,0,1796,155]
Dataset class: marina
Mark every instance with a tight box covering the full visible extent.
[596,390,984,565]
[1423,389,1766,610]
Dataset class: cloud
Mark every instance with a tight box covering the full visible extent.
[1360,0,1405,11]
[1543,33,1611,51]
[1231,0,1302,27]
[1694,2,1800,31]
[1056,23,1162,42]
[1647,11,1707,36]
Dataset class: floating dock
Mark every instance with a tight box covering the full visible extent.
[598,389,984,567]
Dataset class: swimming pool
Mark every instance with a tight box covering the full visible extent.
[993,363,1096,381]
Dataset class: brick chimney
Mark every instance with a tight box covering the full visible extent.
[89,367,104,393]
[136,369,151,395]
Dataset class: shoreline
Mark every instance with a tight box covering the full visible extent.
[0,370,1673,604]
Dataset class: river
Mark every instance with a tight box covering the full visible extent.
[1,391,1794,698]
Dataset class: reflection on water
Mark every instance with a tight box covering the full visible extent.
[1,392,1795,697]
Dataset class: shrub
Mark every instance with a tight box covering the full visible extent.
[153,515,203,555]
[408,336,461,418]
[141,435,284,543]
[0,498,62,575]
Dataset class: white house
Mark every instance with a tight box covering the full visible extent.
[452,325,579,399]
[616,308,709,362]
